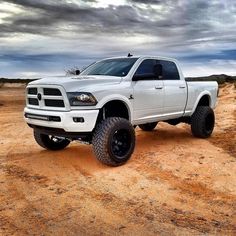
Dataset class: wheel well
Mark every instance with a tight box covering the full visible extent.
[197,95,210,107]
[97,100,130,123]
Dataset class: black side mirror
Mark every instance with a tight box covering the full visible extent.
[153,64,163,79]
[75,69,81,75]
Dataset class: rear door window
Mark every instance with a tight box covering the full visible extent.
[158,60,180,80]
[135,59,156,75]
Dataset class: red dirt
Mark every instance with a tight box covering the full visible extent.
[0,83,235,235]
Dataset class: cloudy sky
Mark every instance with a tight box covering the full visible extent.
[0,0,236,78]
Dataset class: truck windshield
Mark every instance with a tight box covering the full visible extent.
[80,58,138,77]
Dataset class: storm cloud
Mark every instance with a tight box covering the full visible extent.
[0,0,236,77]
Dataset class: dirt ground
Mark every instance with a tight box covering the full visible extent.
[0,83,235,236]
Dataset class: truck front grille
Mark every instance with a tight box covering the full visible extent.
[44,99,64,107]
[28,88,37,95]
[43,88,62,96]
[28,98,39,105]
[26,86,68,110]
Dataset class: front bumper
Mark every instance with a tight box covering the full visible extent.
[24,107,99,132]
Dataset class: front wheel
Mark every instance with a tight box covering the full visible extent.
[191,106,215,138]
[92,117,135,166]
[34,130,70,150]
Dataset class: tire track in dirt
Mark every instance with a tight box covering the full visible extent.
[64,179,236,235]
[0,164,81,235]
[210,122,236,158]
[134,159,236,205]
[0,164,48,186]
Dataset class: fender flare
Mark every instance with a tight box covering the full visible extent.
[97,94,133,121]
[191,91,212,115]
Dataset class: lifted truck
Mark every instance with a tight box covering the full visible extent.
[24,56,218,166]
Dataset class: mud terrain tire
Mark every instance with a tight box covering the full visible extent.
[34,130,70,150]
[191,106,215,138]
[92,117,135,166]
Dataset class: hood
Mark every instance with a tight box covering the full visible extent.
[29,75,122,92]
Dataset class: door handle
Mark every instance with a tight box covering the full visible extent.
[155,86,163,89]
[179,85,186,88]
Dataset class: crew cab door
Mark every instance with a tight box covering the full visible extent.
[132,59,164,122]
[159,60,187,117]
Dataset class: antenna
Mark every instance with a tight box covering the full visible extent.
[127,53,133,57]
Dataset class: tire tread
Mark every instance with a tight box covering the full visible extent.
[191,106,215,138]
[92,117,135,166]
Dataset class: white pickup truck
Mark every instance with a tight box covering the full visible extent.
[24,56,218,166]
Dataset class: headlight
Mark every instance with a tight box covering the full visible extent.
[67,92,97,106]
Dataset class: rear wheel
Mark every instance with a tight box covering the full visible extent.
[92,117,135,166]
[139,122,158,131]
[191,106,215,138]
[34,130,70,150]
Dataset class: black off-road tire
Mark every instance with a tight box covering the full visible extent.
[139,122,158,131]
[191,106,215,138]
[92,117,135,166]
[33,130,70,150]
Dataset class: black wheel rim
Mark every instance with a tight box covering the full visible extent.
[205,113,214,133]
[111,129,131,159]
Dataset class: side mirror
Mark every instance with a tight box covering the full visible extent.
[153,64,163,79]
[75,69,81,75]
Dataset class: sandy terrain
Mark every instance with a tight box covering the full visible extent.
[0,83,235,236]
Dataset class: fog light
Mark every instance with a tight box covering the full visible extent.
[49,116,61,122]
[73,117,84,123]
